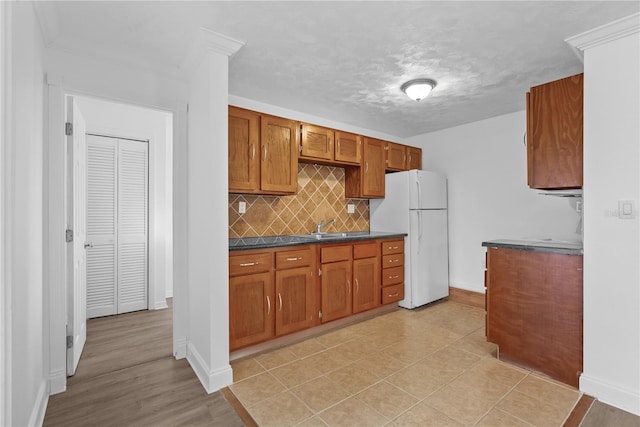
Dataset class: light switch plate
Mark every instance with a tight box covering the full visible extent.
[347,204,355,214]
[239,201,246,214]
[618,200,635,219]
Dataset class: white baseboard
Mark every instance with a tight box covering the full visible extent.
[186,342,233,394]
[174,337,187,359]
[580,373,640,416]
[29,380,49,427]
[151,298,169,310]
[48,368,67,395]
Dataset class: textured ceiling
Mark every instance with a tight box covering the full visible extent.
[36,1,639,138]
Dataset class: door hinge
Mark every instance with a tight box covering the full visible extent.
[65,229,73,243]
[66,335,73,349]
[65,122,73,136]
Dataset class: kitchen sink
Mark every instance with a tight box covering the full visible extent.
[292,231,370,240]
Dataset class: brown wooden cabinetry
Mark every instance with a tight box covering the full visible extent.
[228,106,298,195]
[406,146,422,170]
[274,246,316,336]
[381,239,405,304]
[386,142,407,171]
[485,247,583,387]
[229,251,274,351]
[320,245,352,323]
[299,124,361,166]
[352,242,380,313]
[345,137,386,198]
[526,73,583,189]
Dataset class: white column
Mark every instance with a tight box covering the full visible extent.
[567,13,640,416]
[183,28,244,392]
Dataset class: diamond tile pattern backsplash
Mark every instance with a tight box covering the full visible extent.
[229,164,370,238]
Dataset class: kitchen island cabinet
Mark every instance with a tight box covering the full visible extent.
[484,243,583,387]
[526,73,583,189]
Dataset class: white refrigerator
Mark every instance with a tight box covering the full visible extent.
[370,170,449,308]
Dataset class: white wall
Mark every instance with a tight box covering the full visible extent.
[405,111,582,293]
[74,96,174,305]
[7,2,48,425]
[579,25,639,415]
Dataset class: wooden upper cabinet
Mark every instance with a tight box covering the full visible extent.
[386,142,406,171]
[299,125,361,166]
[229,106,260,193]
[406,146,422,170]
[527,73,583,189]
[345,137,386,198]
[260,114,299,194]
[300,123,333,162]
[334,131,361,165]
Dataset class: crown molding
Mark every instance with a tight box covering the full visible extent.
[565,12,640,58]
[180,28,245,77]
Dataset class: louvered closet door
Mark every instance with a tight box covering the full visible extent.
[86,135,118,318]
[86,135,148,318]
[117,139,148,314]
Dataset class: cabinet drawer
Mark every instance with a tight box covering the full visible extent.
[229,252,272,276]
[382,266,404,286]
[321,245,351,263]
[382,239,403,255]
[275,248,312,269]
[353,241,378,259]
[382,283,404,304]
[382,253,404,268]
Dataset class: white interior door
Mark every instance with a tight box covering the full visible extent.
[67,97,87,376]
[86,135,148,318]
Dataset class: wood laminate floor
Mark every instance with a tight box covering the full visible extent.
[44,300,246,427]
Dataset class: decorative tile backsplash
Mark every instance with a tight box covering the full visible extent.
[229,164,370,238]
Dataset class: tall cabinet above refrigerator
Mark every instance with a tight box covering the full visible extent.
[370,170,449,309]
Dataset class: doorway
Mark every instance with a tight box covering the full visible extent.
[86,134,149,318]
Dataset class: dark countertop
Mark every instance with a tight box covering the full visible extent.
[482,239,583,255]
[230,231,406,251]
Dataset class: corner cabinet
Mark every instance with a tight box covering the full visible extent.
[345,137,386,198]
[526,73,583,189]
[228,106,298,195]
[485,247,583,387]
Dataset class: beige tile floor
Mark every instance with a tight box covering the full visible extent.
[230,301,582,426]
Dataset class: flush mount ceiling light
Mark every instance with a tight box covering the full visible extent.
[401,78,437,101]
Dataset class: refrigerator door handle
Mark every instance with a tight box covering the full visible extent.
[416,180,422,210]
[417,210,423,253]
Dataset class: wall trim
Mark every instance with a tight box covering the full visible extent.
[448,286,485,309]
[28,381,48,427]
[174,337,187,360]
[186,341,233,393]
[565,12,640,56]
[580,373,640,416]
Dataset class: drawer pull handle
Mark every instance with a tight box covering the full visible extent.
[240,262,257,267]
[389,275,400,279]
[389,259,399,263]
[392,246,399,249]
[388,293,399,297]
[286,257,302,261]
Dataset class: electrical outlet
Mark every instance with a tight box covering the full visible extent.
[238,201,246,214]
[347,204,355,214]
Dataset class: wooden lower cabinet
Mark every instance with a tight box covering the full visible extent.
[229,272,274,351]
[320,260,352,323]
[485,247,583,387]
[275,266,315,336]
[353,258,379,313]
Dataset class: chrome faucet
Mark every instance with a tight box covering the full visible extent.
[315,218,335,234]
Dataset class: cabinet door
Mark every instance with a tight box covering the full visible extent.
[228,106,260,193]
[406,146,422,170]
[527,73,583,189]
[353,257,379,313]
[275,266,315,336]
[334,131,361,165]
[300,123,333,161]
[321,260,352,323]
[386,142,406,171]
[260,115,299,194]
[229,272,274,351]
[362,137,386,198]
